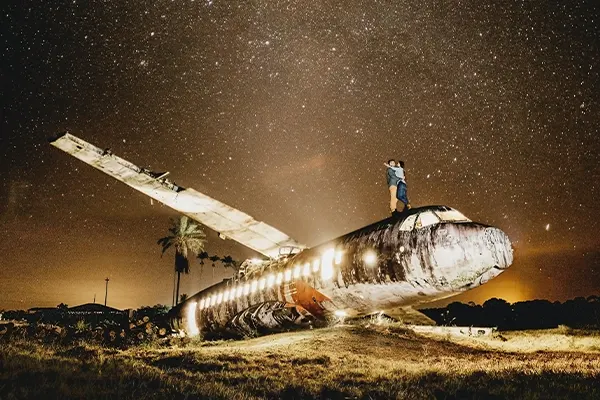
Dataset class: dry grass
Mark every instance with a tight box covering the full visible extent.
[2,324,600,399]
[428,327,600,354]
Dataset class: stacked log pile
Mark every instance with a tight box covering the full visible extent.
[127,316,170,344]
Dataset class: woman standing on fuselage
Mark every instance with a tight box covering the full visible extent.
[384,159,411,214]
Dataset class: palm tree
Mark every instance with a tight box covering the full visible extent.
[157,216,206,306]
[197,251,209,266]
[209,255,221,267]
[220,255,238,271]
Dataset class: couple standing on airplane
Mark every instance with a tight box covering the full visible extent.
[385,159,411,216]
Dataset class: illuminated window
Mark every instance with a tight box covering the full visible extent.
[258,277,266,290]
[335,250,343,265]
[266,274,275,287]
[415,211,439,229]
[302,263,311,276]
[312,259,320,272]
[276,272,283,284]
[250,280,258,293]
[293,265,301,278]
[199,299,205,309]
[363,251,377,266]
[236,285,243,298]
[243,283,250,295]
[321,249,335,280]
[284,269,292,282]
[223,290,230,302]
[216,292,223,304]
[210,295,216,306]
[399,214,417,231]
[435,209,471,222]
[186,302,199,336]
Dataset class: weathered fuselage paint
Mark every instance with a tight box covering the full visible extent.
[178,206,513,337]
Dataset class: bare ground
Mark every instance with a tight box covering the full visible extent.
[1,324,600,399]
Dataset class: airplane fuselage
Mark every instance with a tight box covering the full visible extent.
[179,206,513,337]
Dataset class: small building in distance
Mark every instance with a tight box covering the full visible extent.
[67,303,127,316]
[66,303,130,326]
[24,303,130,327]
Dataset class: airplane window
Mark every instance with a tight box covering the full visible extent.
[415,211,439,229]
[399,214,417,231]
[435,209,471,222]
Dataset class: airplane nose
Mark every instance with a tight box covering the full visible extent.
[484,227,513,270]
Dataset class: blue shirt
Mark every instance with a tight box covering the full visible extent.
[390,166,406,182]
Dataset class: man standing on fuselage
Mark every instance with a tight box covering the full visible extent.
[385,159,400,214]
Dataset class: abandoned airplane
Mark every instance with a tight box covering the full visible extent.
[50,132,513,338]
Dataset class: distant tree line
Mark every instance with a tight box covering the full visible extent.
[1,304,170,327]
[421,295,600,330]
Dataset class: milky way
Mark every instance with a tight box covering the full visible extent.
[1,1,599,310]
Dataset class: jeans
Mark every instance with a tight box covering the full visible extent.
[396,181,409,206]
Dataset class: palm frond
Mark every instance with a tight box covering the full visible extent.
[160,242,172,256]
[157,236,175,256]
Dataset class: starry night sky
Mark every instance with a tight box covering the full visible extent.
[1,1,599,310]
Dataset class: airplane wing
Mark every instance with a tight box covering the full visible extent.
[49,132,305,258]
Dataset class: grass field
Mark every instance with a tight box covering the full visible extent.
[1,324,600,399]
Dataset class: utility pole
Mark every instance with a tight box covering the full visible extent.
[104,277,110,306]
[93,293,96,304]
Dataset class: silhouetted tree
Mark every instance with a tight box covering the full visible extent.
[482,298,513,329]
[134,304,169,319]
[421,294,600,330]
[209,255,220,267]
[512,300,557,329]
[221,255,238,270]
[197,251,209,266]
